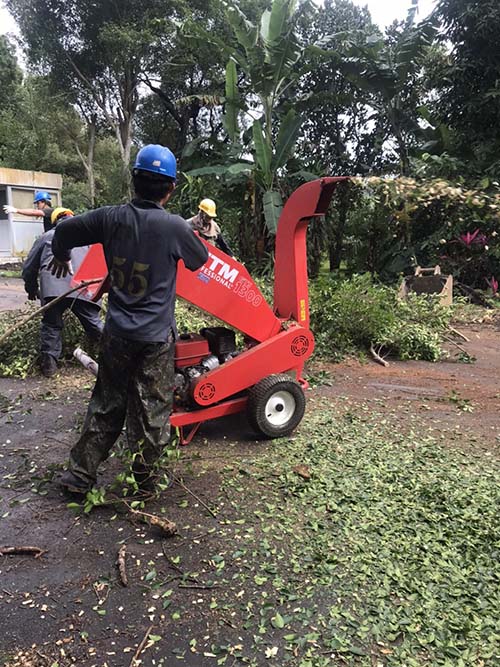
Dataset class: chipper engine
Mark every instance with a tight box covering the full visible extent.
[72,177,349,444]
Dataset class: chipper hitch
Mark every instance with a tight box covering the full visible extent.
[72,177,349,444]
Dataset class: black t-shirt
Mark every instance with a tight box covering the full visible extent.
[42,207,54,232]
[52,200,209,342]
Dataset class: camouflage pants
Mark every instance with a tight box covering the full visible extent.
[69,330,174,484]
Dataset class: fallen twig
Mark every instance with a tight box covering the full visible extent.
[0,546,46,558]
[178,583,218,590]
[173,475,218,518]
[117,544,128,586]
[161,542,197,582]
[370,344,389,367]
[0,279,101,347]
[130,624,154,667]
[448,326,470,342]
[443,335,468,355]
[128,508,176,537]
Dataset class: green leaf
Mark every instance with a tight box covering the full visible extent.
[224,59,239,142]
[271,611,285,628]
[268,0,296,46]
[66,503,81,510]
[260,9,272,43]
[263,189,283,234]
[253,119,272,181]
[225,3,258,51]
[271,109,302,171]
[289,169,320,182]
[266,1,302,92]
[185,163,251,178]
[181,137,205,159]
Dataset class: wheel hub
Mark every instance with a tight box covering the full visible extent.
[264,391,296,426]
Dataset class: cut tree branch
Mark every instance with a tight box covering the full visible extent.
[0,280,102,348]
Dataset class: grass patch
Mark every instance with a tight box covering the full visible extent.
[0,270,22,278]
[204,399,500,666]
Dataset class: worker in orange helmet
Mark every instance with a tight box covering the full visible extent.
[22,207,103,377]
[187,198,234,257]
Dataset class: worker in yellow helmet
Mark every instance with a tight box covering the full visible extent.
[51,207,75,225]
[187,198,234,257]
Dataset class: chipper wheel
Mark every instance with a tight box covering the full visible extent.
[247,374,306,439]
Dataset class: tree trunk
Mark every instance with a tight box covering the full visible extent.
[87,118,96,207]
[328,203,347,272]
[328,182,351,272]
[308,223,323,279]
[72,115,97,207]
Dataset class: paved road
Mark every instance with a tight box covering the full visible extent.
[0,277,27,312]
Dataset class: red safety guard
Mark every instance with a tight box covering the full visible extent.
[176,244,281,342]
[71,243,108,300]
[72,239,282,343]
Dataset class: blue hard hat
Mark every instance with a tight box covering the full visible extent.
[133,144,177,179]
[34,191,52,203]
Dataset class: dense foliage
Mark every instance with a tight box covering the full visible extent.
[0,0,498,301]
[0,0,497,277]
[0,275,472,377]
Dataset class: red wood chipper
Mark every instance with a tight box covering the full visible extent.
[72,177,348,444]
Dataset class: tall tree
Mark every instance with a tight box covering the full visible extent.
[296,0,380,176]
[137,0,231,155]
[434,0,500,175]
[6,0,178,193]
[314,12,437,175]
[0,34,22,106]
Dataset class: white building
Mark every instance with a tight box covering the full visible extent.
[0,167,62,259]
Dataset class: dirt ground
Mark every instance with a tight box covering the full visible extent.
[0,278,25,312]
[0,303,499,665]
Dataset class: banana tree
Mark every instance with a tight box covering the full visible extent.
[187,0,311,234]
[313,17,437,175]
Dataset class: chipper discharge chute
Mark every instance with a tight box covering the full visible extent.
[71,177,350,444]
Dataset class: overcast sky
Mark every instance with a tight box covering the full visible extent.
[351,0,436,27]
[0,0,437,38]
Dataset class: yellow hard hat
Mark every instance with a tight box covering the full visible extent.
[51,207,74,225]
[199,198,217,218]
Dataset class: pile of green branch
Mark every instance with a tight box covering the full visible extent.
[0,306,89,377]
[310,273,455,362]
[0,299,218,378]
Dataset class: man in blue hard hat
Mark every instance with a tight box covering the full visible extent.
[48,144,209,496]
[3,191,55,232]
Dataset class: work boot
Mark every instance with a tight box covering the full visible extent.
[41,354,58,378]
[131,463,158,494]
[60,470,91,495]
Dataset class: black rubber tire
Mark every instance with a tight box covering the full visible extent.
[247,374,306,439]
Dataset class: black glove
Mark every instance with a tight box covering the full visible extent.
[27,287,40,301]
[47,257,73,278]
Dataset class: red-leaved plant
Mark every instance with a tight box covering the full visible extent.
[486,276,498,296]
